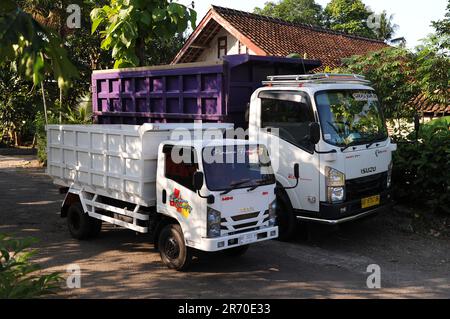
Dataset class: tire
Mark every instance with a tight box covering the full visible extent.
[89,217,102,238]
[275,188,297,241]
[67,202,101,240]
[158,224,192,271]
[224,245,249,257]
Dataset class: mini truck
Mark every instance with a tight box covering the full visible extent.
[249,74,397,239]
[90,62,396,240]
[47,123,284,270]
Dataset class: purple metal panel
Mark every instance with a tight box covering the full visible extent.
[92,55,321,126]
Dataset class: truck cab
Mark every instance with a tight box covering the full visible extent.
[155,139,279,269]
[248,74,397,239]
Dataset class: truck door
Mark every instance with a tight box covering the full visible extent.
[257,91,320,212]
[158,145,204,245]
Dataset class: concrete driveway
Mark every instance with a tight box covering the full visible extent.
[0,161,448,298]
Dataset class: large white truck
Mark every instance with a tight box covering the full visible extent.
[47,123,285,270]
[248,74,397,240]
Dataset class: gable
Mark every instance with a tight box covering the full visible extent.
[173,6,389,69]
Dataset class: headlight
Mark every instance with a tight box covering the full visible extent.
[326,167,345,203]
[387,161,393,188]
[329,187,345,202]
[207,207,221,238]
[268,200,277,226]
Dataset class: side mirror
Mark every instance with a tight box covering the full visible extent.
[294,163,300,179]
[207,195,215,205]
[193,171,204,191]
[414,114,421,133]
[309,122,321,145]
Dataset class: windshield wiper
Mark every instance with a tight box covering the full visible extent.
[341,142,359,152]
[247,179,267,192]
[220,179,251,195]
[366,134,386,148]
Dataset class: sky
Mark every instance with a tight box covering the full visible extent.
[178,0,448,48]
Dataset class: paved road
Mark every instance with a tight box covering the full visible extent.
[0,166,449,298]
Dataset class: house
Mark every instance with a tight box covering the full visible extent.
[173,5,389,70]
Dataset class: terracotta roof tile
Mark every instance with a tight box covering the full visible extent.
[174,6,389,68]
[211,6,388,69]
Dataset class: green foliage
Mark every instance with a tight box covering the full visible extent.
[337,47,420,120]
[323,0,396,40]
[253,0,396,40]
[392,119,450,214]
[0,65,42,145]
[0,0,78,90]
[254,0,324,25]
[91,0,196,68]
[431,0,450,50]
[0,234,62,298]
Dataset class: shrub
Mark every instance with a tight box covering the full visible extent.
[392,118,450,214]
[0,234,62,298]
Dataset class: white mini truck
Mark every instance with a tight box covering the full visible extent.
[47,124,282,270]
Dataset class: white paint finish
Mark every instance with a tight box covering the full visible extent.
[196,27,255,62]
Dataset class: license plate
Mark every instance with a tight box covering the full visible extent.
[361,195,380,209]
[238,233,257,245]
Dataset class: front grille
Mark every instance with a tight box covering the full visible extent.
[231,212,259,221]
[221,211,268,235]
[346,173,387,201]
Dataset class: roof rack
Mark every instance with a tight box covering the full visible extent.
[263,73,371,86]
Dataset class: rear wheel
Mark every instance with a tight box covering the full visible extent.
[158,224,192,271]
[224,245,249,257]
[67,202,101,240]
[275,188,297,241]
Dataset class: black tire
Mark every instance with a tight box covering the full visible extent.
[224,245,249,257]
[275,188,297,241]
[158,224,192,271]
[67,202,101,240]
[89,217,102,238]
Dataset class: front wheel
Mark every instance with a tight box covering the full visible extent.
[275,189,297,241]
[158,224,192,271]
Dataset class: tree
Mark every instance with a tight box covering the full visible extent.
[91,0,197,68]
[0,0,78,90]
[254,0,323,25]
[431,0,450,51]
[324,0,396,40]
[337,48,420,122]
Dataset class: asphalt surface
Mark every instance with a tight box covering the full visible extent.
[0,164,449,298]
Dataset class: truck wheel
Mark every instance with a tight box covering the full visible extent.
[67,202,100,240]
[89,218,102,238]
[224,245,249,257]
[275,189,297,241]
[158,224,192,271]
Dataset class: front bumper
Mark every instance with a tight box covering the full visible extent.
[197,226,279,252]
[295,190,393,225]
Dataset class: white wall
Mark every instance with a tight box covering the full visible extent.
[196,27,256,62]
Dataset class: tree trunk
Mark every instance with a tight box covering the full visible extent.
[136,37,145,67]
[59,87,63,123]
[41,82,48,125]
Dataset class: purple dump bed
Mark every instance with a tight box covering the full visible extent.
[92,54,320,128]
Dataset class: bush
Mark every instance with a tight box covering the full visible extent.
[0,234,62,298]
[392,118,450,214]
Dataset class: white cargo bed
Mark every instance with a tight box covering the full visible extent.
[47,123,233,206]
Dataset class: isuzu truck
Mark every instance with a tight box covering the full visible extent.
[47,123,286,270]
[91,57,396,240]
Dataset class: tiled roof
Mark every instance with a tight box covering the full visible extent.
[411,92,450,116]
[174,6,389,68]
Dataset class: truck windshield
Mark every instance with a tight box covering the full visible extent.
[315,90,388,147]
[202,145,276,192]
